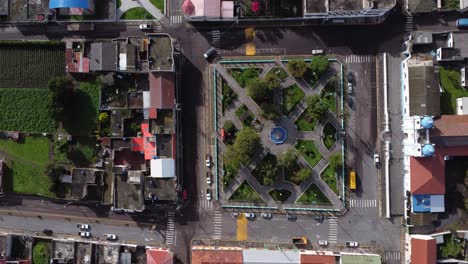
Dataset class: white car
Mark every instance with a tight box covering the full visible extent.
[206,189,212,200]
[244,213,255,219]
[105,234,118,240]
[373,153,380,166]
[318,240,328,246]
[312,49,324,55]
[346,241,359,247]
[77,224,89,230]
[207,172,211,185]
[261,213,272,219]
[205,155,211,168]
[78,231,91,238]
[139,24,151,29]
[347,82,354,95]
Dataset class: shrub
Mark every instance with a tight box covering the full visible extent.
[287,60,308,78]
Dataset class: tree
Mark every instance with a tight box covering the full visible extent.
[287,60,308,78]
[257,155,278,185]
[236,68,259,87]
[223,120,236,134]
[329,153,343,169]
[441,238,463,258]
[247,78,270,102]
[33,242,50,264]
[265,74,281,90]
[290,167,312,183]
[99,112,109,124]
[310,55,330,76]
[260,103,280,120]
[224,128,262,169]
[48,77,74,121]
[305,95,329,120]
[278,149,298,168]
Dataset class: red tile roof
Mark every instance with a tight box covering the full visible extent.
[146,248,173,264]
[65,49,89,73]
[301,254,335,264]
[150,72,175,109]
[433,115,468,137]
[411,145,468,194]
[132,137,144,152]
[411,236,436,264]
[191,249,243,264]
[142,122,156,160]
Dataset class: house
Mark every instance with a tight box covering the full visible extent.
[70,168,105,202]
[406,65,441,117]
[89,43,117,72]
[146,248,174,264]
[410,235,436,264]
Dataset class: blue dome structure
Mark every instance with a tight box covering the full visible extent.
[422,144,435,157]
[270,127,288,145]
[421,116,434,129]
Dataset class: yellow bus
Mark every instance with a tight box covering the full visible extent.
[349,170,356,191]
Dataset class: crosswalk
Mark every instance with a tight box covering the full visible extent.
[165,211,175,245]
[384,251,401,264]
[170,14,183,24]
[344,55,376,64]
[211,30,221,48]
[349,199,378,208]
[213,210,223,239]
[328,217,338,244]
[405,15,413,32]
[187,199,213,209]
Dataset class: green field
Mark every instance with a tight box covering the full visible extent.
[282,84,305,115]
[295,139,323,168]
[0,88,56,133]
[0,42,65,88]
[0,137,50,165]
[321,165,338,194]
[297,184,331,204]
[229,181,263,202]
[121,7,155,19]
[150,0,165,11]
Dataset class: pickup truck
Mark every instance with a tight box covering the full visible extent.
[292,237,308,245]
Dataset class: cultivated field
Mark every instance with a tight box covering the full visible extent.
[0,42,65,88]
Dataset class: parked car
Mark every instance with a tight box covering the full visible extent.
[139,24,151,29]
[42,229,53,236]
[346,241,359,247]
[456,18,468,29]
[287,214,297,221]
[314,215,324,222]
[244,213,255,219]
[312,49,324,55]
[206,189,212,200]
[105,234,118,240]
[233,212,239,217]
[78,231,91,238]
[205,155,211,167]
[347,72,355,82]
[206,172,212,185]
[347,81,354,95]
[204,47,217,60]
[261,213,272,219]
[373,153,380,167]
[77,224,89,230]
[318,240,329,246]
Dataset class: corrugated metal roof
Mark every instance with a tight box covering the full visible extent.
[242,249,299,264]
[50,0,89,9]
[408,66,440,117]
[411,236,436,264]
[191,249,243,264]
[149,72,175,109]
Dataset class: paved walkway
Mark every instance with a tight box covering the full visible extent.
[117,0,165,20]
[214,61,345,212]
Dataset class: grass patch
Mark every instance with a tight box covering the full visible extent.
[297,184,331,204]
[230,68,260,87]
[295,110,318,131]
[235,104,255,128]
[269,189,291,202]
[223,164,237,187]
[121,7,155,20]
[283,161,301,184]
[6,161,54,197]
[440,67,468,115]
[295,140,322,168]
[0,88,56,133]
[321,165,338,194]
[321,78,337,114]
[267,67,289,80]
[222,81,238,112]
[0,42,65,88]
[62,82,101,136]
[150,0,165,11]
[33,241,51,264]
[229,181,263,202]
[0,136,50,166]
[282,84,305,115]
[252,153,278,185]
[54,137,97,166]
[323,123,337,149]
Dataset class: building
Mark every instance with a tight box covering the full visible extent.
[461,67,467,87]
[184,0,394,24]
[403,64,441,117]
[456,97,468,115]
[49,0,95,16]
[146,248,174,264]
[410,235,436,264]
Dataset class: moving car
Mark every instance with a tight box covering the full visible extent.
[292,237,308,245]
[206,189,212,200]
[456,18,468,29]
[204,47,217,60]
[244,213,255,219]
[373,153,380,167]
[139,24,151,29]
[77,224,89,230]
[318,240,328,246]
[105,234,118,240]
[205,155,211,168]
[346,241,359,247]
[349,170,356,192]
[261,213,272,219]
[78,231,91,238]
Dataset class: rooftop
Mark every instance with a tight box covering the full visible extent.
[149,72,175,109]
[191,249,243,264]
[408,65,440,117]
[242,249,299,263]
[97,245,119,264]
[411,235,436,264]
[114,148,145,170]
[146,248,174,264]
[89,43,117,72]
[300,254,335,264]
[148,34,174,72]
[452,32,468,58]
[75,242,92,264]
[70,168,104,200]
[114,170,144,211]
[53,241,74,261]
[408,0,436,13]
[432,115,468,137]
[144,175,177,201]
[340,253,382,264]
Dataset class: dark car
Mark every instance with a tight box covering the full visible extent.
[42,229,53,236]
[287,214,297,221]
[347,72,355,82]
[314,215,324,222]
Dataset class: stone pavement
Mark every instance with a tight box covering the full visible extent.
[214,60,345,212]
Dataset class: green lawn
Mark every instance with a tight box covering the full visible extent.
[323,123,337,149]
[62,82,101,136]
[223,164,237,187]
[295,111,318,131]
[222,81,238,112]
[284,161,301,184]
[33,241,51,264]
[321,165,338,194]
[269,189,291,202]
[230,68,260,87]
[121,7,155,20]
[229,181,263,202]
[321,78,337,114]
[295,140,322,168]
[150,0,165,11]
[54,137,97,166]
[282,84,305,115]
[296,184,331,204]
[440,67,468,114]
[252,153,278,185]
[0,136,50,166]
[235,104,254,128]
[267,67,289,80]
[0,88,56,133]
